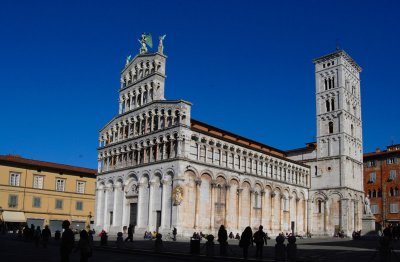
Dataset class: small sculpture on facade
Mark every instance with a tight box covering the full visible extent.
[158,34,166,54]
[125,55,131,66]
[172,185,184,205]
[364,195,372,216]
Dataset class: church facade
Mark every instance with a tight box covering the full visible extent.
[94,36,364,237]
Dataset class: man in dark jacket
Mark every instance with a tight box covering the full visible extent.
[60,220,75,262]
[253,225,267,259]
[125,224,134,242]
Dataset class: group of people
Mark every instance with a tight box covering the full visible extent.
[21,224,52,247]
[60,220,93,262]
[381,223,400,240]
[200,224,269,259]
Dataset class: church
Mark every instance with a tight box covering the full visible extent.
[94,34,366,237]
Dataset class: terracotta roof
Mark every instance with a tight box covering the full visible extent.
[0,155,97,176]
[364,149,400,158]
[190,119,286,158]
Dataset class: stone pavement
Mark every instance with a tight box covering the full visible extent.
[2,233,400,261]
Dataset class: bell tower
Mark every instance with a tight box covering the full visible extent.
[313,50,363,191]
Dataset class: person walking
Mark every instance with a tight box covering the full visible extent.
[125,224,134,242]
[60,220,75,262]
[239,226,253,260]
[76,230,92,262]
[217,225,228,256]
[42,225,51,248]
[172,227,177,241]
[253,225,268,259]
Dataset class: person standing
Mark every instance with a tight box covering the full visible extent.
[33,226,42,247]
[217,225,228,256]
[76,230,91,262]
[239,226,253,260]
[60,220,75,262]
[125,224,134,242]
[172,227,177,241]
[253,225,268,259]
[42,225,51,248]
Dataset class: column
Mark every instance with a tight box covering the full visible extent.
[95,188,105,227]
[270,192,275,231]
[121,187,130,228]
[237,188,242,230]
[136,182,146,229]
[249,190,253,228]
[324,199,328,234]
[103,188,110,229]
[210,182,215,229]
[194,180,201,229]
[295,197,300,234]
[112,184,124,230]
[280,195,284,231]
[306,199,311,234]
[160,179,172,230]
[224,185,230,227]
[148,182,156,231]
[119,99,123,114]
[260,190,265,226]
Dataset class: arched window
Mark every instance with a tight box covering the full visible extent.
[328,78,332,89]
[326,100,330,112]
[331,99,335,111]
[324,79,328,90]
[331,77,335,88]
[318,200,322,213]
[329,121,334,134]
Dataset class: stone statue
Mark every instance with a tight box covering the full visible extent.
[172,185,183,205]
[138,33,152,54]
[158,34,166,54]
[364,195,372,216]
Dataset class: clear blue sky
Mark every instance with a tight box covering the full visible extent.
[1,0,399,169]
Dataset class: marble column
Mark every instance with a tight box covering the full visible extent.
[210,182,216,229]
[224,185,230,228]
[194,180,201,229]
[136,182,148,230]
[95,188,105,227]
[160,180,172,230]
[148,181,157,231]
[249,190,253,228]
[270,192,275,231]
[103,188,111,229]
[260,190,265,226]
[237,188,242,230]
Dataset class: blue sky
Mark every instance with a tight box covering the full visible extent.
[1,0,399,169]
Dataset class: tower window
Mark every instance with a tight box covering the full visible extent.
[351,124,354,136]
[326,100,330,112]
[331,77,335,88]
[331,99,335,111]
[328,122,334,134]
[324,79,328,90]
[328,78,332,89]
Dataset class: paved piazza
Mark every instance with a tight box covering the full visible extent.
[2,234,400,261]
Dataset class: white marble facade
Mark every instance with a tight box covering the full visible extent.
[95,40,363,237]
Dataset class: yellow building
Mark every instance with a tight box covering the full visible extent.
[0,155,96,233]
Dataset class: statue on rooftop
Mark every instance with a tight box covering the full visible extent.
[139,33,152,54]
[158,34,166,54]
